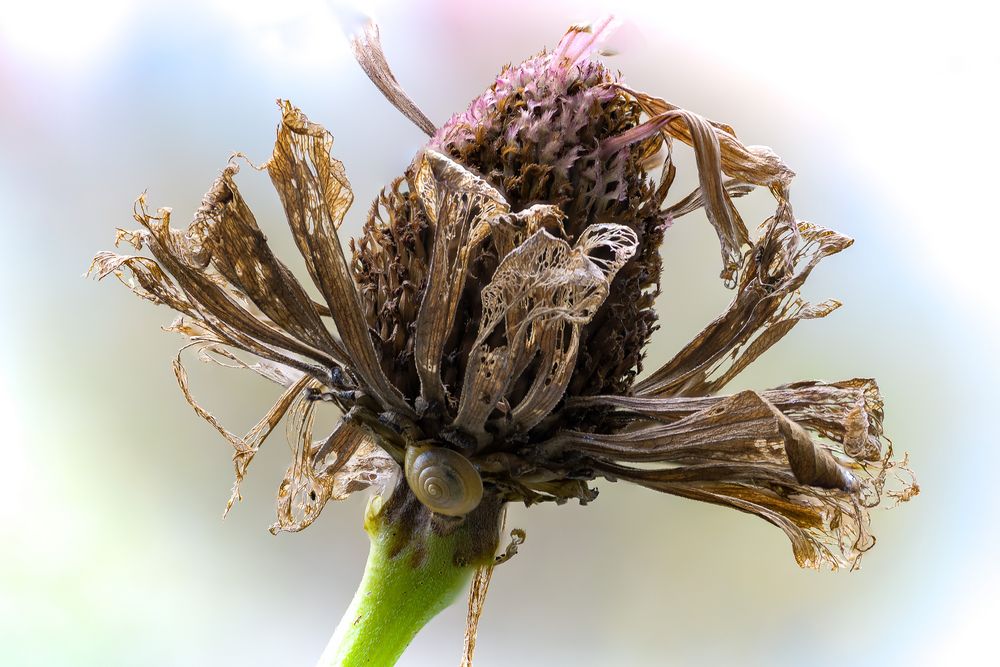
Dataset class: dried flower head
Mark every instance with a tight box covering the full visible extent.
[91,17,916,663]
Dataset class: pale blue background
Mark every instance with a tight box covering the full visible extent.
[1,1,995,665]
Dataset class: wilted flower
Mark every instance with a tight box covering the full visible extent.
[91,18,916,666]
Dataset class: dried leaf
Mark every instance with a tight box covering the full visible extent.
[618,85,795,192]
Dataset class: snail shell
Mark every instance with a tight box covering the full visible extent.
[404,444,484,516]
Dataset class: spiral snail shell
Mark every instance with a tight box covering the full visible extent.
[404,444,484,516]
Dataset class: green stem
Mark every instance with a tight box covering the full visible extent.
[316,498,477,667]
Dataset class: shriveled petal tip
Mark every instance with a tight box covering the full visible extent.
[350,21,437,136]
[101,189,339,382]
[610,84,797,285]
[192,164,349,366]
[461,528,524,667]
[635,219,853,398]
[271,409,394,534]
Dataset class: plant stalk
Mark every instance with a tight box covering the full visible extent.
[315,497,477,667]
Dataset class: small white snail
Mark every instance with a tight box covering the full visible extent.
[404,444,484,516]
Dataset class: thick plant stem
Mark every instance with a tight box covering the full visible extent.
[316,497,477,667]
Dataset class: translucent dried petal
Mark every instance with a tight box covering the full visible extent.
[412,150,510,410]
[171,346,312,514]
[128,197,331,380]
[192,162,350,366]
[635,221,853,397]
[455,224,637,435]
[271,407,396,534]
[267,101,413,415]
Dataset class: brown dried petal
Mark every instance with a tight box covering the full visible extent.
[569,378,885,462]
[454,225,637,436]
[634,220,853,397]
[618,85,795,192]
[461,565,494,667]
[487,204,565,261]
[664,179,755,220]
[171,345,312,514]
[602,109,749,281]
[130,198,332,380]
[651,480,862,570]
[270,407,393,534]
[548,391,846,478]
[412,150,510,410]
[89,250,195,313]
[193,163,350,366]
[267,101,413,415]
[350,21,437,136]
[547,388,913,569]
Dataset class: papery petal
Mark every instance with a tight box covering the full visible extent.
[454,224,637,437]
[634,221,852,397]
[193,163,350,366]
[271,407,394,534]
[601,109,749,281]
[129,196,333,380]
[350,21,437,136]
[267,101,413,415]
[411,150,510,411]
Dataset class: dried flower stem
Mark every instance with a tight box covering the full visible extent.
[317,497,478,667]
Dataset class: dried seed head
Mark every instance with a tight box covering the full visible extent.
[354,41,668,414]
[91,19,916,583]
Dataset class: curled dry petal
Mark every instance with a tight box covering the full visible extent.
[193,164,351,366]
[634,220,853,398]
[547,389,902,569]
[461,527,524,667]
[601,109,749,282]
[171,344,312,514]
[664,179,755,220]
[611,84,797,286]
[271,403,395,534]
[569,378,886,462]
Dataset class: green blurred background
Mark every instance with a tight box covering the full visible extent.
[1,1,995,665]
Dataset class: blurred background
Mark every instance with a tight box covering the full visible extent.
[1,0,996,665]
